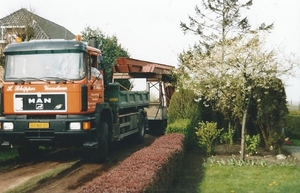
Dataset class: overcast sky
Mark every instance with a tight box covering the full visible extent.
[0,0,299,103]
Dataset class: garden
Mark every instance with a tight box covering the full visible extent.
[165,106,300,193]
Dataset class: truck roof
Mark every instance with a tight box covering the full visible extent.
[3,39,88,55]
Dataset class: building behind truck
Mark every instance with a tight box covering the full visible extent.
[0,8,75,55]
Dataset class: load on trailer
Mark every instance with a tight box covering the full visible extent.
[0,36,158,162]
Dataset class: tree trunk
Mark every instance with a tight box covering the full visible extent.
[260,127,268,148]
[240,109,247,160]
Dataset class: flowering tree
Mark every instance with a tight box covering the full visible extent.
[178,0,292,160]
[178,34,294,159]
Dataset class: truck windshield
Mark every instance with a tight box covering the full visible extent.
[4,53,85,81]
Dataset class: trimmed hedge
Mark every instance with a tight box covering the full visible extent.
[79,133,185,193]
[286,114,300,138]
[165,118,196,149]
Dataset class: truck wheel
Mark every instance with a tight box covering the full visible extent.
[91,121,108,163]
[18,145,39,161]
[136,113,146,143]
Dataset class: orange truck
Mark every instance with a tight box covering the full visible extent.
[0,36,163,162]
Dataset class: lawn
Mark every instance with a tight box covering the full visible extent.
[199,164,300,193]
[291,139,300,146]
[169,147,300,193]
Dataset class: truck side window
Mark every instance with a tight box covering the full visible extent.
[91,67,102,79]
[89,55,99,80]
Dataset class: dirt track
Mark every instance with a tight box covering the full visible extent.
[0,134,157,193]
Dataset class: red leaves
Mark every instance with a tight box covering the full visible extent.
[79,133,185,193]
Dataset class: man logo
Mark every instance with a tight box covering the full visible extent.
[28,98,51,104]
[28,97,51,110]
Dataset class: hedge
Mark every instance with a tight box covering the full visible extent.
[79,133,185,193]
[286,114,300,138]
[165,118,196,149]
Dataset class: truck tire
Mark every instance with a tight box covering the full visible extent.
[136,113,146,143]
[91,121,108,163]
[17,145,39,161]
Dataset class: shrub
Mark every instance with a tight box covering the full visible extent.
[250,77,288,152]
[285,114,300,138]
[268,131,285,154]
[167,89,202,126]
[245,134,260,155]
[165,119,196,149]
[219,124,235,154]
[195,121,223,155]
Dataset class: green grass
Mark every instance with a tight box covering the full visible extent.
[199,165,300,193]
[0,148,18,161]
[291,139,300,146]
[169,150,300,193]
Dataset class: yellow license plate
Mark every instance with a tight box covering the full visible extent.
[109,98,118,102]
[29,122,49,129]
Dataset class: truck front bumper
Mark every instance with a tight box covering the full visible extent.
[0,115,97,147]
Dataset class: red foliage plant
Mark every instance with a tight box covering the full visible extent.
[78,133,185,193]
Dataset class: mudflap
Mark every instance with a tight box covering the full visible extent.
[90,121,108,163]
[136,112,146,143]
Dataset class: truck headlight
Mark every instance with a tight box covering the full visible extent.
[70,122,81,130]
[3,122,14,130]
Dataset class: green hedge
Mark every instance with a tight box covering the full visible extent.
[166,119,196,149]
[289,110,300,116]
[285,114,300,138]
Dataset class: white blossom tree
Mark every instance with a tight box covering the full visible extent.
[178,0,295,159]
[178,34,293,160]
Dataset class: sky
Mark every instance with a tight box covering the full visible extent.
[0,0,299,103]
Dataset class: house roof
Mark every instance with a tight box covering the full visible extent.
[0,8,75,40]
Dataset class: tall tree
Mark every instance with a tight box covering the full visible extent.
[179,34,292,159]
[178,0,292,160]
[180,0,272,55]
[81,26,130,88]
[251,77,289,153]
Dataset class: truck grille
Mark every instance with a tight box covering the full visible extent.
[14,93,66,112]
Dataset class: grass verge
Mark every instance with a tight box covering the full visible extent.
[169,149,300,193]
[0,148,18,161]
[199,165,300,193]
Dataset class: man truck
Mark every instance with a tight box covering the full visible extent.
[0,36,170,162]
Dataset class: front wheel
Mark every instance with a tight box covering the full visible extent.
[17,144,39,161]
[90,121,109,163]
